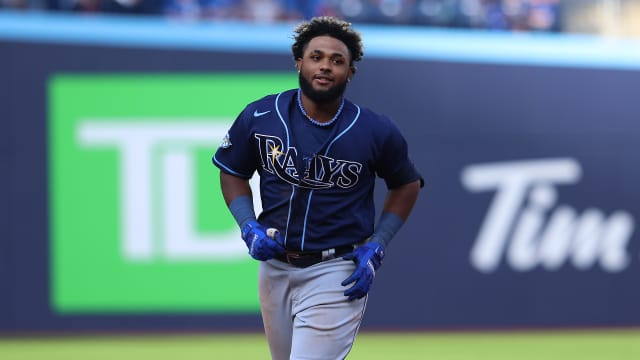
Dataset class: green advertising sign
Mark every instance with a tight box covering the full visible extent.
[49,73,296,314]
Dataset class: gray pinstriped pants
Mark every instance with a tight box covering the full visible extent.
[258,257,368,360]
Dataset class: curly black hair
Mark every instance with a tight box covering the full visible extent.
[291,16,364,74]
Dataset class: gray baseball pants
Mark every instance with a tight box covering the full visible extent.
[258,257,368,360]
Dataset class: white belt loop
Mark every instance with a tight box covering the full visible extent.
[321,248,335,260]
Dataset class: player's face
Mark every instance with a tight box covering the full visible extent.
[297,35,352,104]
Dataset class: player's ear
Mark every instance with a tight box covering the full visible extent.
[348,66,356,81]
[295,59,302,73]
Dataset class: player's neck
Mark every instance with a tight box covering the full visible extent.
[299,93,343,124]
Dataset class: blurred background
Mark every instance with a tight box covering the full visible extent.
[2,1,640,359]
[3,0,640,37]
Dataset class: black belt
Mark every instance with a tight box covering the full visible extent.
[274,245,354,268]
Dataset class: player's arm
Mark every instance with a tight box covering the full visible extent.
[342,180,421,300]
[342,175,422,300]
[220,171,252,206]
[219,171,284,260]
[367,177,422,249]
[381,179,421,222]
[372,118,424,248]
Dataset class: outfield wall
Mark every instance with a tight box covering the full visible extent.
[2,12,640,332]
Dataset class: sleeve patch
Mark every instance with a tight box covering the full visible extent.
[219,132,232,149]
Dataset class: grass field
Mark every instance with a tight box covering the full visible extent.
[1,330,640,359]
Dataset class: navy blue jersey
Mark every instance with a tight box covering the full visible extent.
[213,89,422,251]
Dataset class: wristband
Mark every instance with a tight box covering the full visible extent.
[370,212,404,248]
[229,195,257,229]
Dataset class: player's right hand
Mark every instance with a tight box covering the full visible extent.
[241,221,285,261]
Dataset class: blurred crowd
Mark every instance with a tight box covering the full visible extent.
[0,0,561,32]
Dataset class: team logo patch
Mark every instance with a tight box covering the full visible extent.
[219,133,232,149]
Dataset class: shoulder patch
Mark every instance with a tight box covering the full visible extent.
[219,132,232,149]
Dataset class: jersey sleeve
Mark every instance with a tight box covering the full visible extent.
[376,117,424,189]
[212,107,257,179]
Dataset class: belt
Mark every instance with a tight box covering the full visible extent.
[274,245,354,268]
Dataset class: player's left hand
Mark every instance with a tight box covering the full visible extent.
[341,242,385,301]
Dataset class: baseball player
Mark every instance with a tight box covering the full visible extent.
[212,16,423,360]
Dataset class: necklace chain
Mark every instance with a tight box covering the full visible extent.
[297,90,344,127]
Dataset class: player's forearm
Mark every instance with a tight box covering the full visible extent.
[220,171,252,206]
[220,171,257,229]
[370,180,421,248]
[381,179,421,221]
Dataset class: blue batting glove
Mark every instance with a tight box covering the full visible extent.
[341,242,385,301]
[241,221,285,261]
